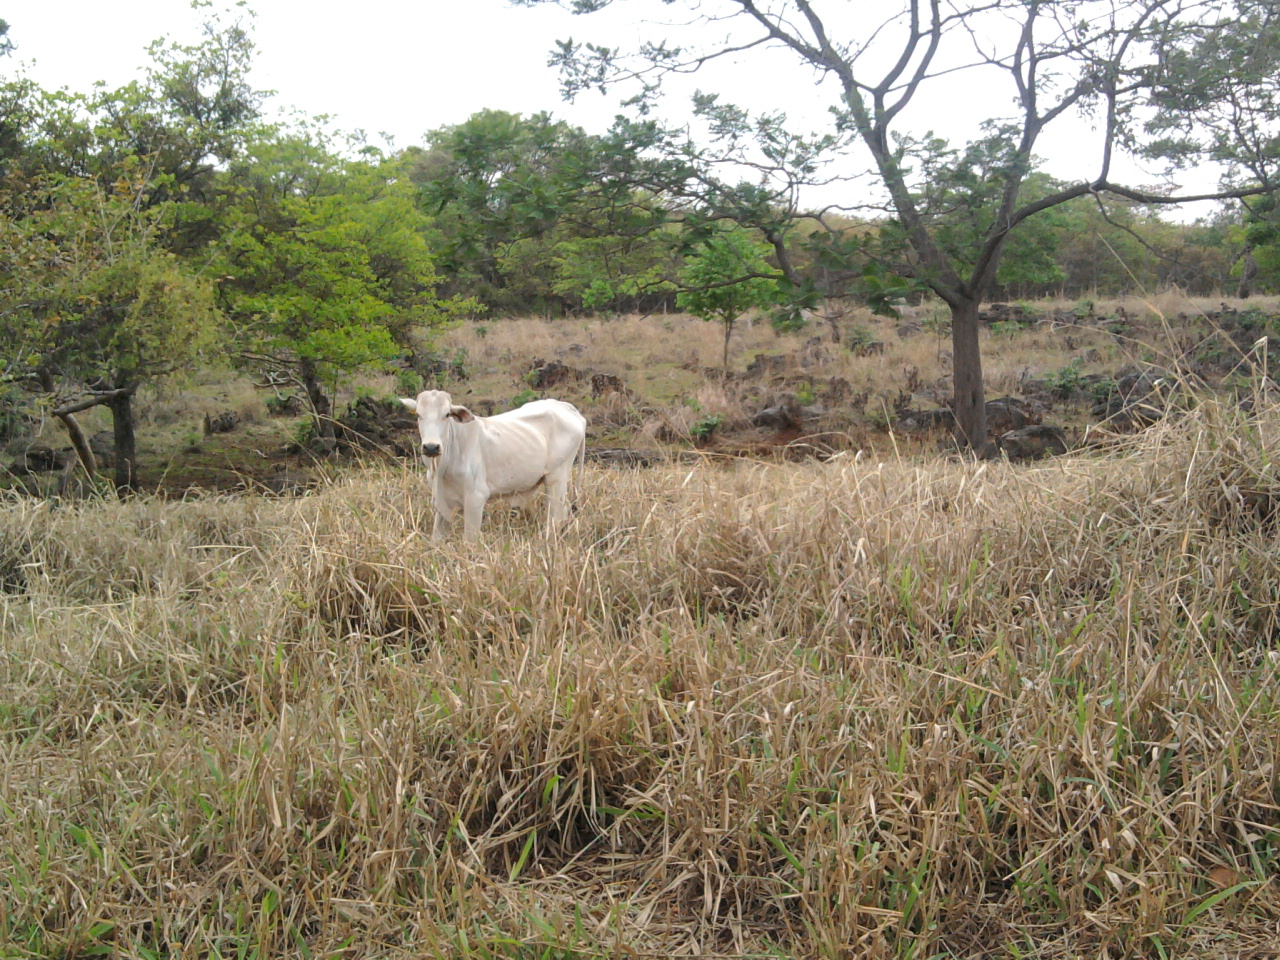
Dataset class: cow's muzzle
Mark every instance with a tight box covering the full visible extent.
[422,442,442,458]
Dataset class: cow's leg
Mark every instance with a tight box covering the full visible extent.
[432,500,458,540]
[462,487,489,542]
[431,486,460,541]
[544,464,572,533]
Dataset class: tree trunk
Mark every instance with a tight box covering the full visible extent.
[950,298,987,452]
[827,311,842,345]
[1238,249,1258,300]
[722,320,733,373]
[109,391,137,493]
[299,357,335,441]
[54,409,97,477]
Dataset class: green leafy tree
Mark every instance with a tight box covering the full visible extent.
[411,110,583,309]
[0,7,264,488]
[221,134,473,441]
[1235,196,1280,297]
[3,8,261,249]
[517,0,1280,449]
[410,110,677,315]
[0,172,218,490]
[677,226,782,370]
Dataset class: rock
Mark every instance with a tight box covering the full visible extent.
[895,409,955,433]
[898,398,1040,437]
[745,354,790,378]
[266,393,304,417]
[588,448,655,468]
[1091,370,1179,428]
[8,445,68,475]
[590,373,630,398]
[998,424,1068,461]
[800,337,830,367]
[752,402,803,432]
[88,431,115,468]
[203,410,241,435]
[264,471,313,495]
[985,396,1039,434]
[335,396,418,454]
[980,302,1037,325]
[527,359,585,390]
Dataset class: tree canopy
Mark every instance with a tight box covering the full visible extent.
[514,0,1280,446]
[2,0,1279,489]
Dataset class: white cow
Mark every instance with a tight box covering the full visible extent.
[400,390,587,541]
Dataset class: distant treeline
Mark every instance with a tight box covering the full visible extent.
[1,12,1276,485]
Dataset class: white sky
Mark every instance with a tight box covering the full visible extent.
[6,0,633,142]
[5,0,1221,217]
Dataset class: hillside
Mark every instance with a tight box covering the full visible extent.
[6,291,1280,494]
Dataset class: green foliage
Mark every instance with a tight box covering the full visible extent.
[989,319,1024,338]
[844,324,877,353]
[411,109,675,315]
[0,172,217,389]
[220,134,470,395]
[1145,0,1280,184]
[768,303,810,334]
[923,313,952,338]
[1045,361,1086,395]
[690,412,724,441]
[293,416,317,446]
[264,393,300,416]
[855,262,919,319]
[677,226,783,369]
[511,388,539,407]
[394,368,420,397]
[1233,308,1275,335]
[1090,377,1118,406]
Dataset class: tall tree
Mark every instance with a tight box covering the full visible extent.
[516,0,1280,448]
[410,110,679,315]
[220,134,472,442]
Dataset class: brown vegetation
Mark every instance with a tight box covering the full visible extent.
[3,382,1280,956]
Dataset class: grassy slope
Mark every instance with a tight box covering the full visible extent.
[3,391,1280,958]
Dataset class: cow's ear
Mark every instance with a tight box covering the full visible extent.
[400,397,418,413]
[448,406,475,423]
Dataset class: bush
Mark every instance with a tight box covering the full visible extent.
[691,411,724,441]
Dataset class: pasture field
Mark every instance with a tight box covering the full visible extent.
[3,389,1280,958]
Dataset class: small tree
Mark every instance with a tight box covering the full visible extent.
[677,226,781,371]
[0,172,218,491]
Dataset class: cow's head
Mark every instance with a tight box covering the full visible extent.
[400,390,475,461]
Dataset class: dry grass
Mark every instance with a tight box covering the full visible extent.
[440,298,1280,452]
[4,385,1280,958]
